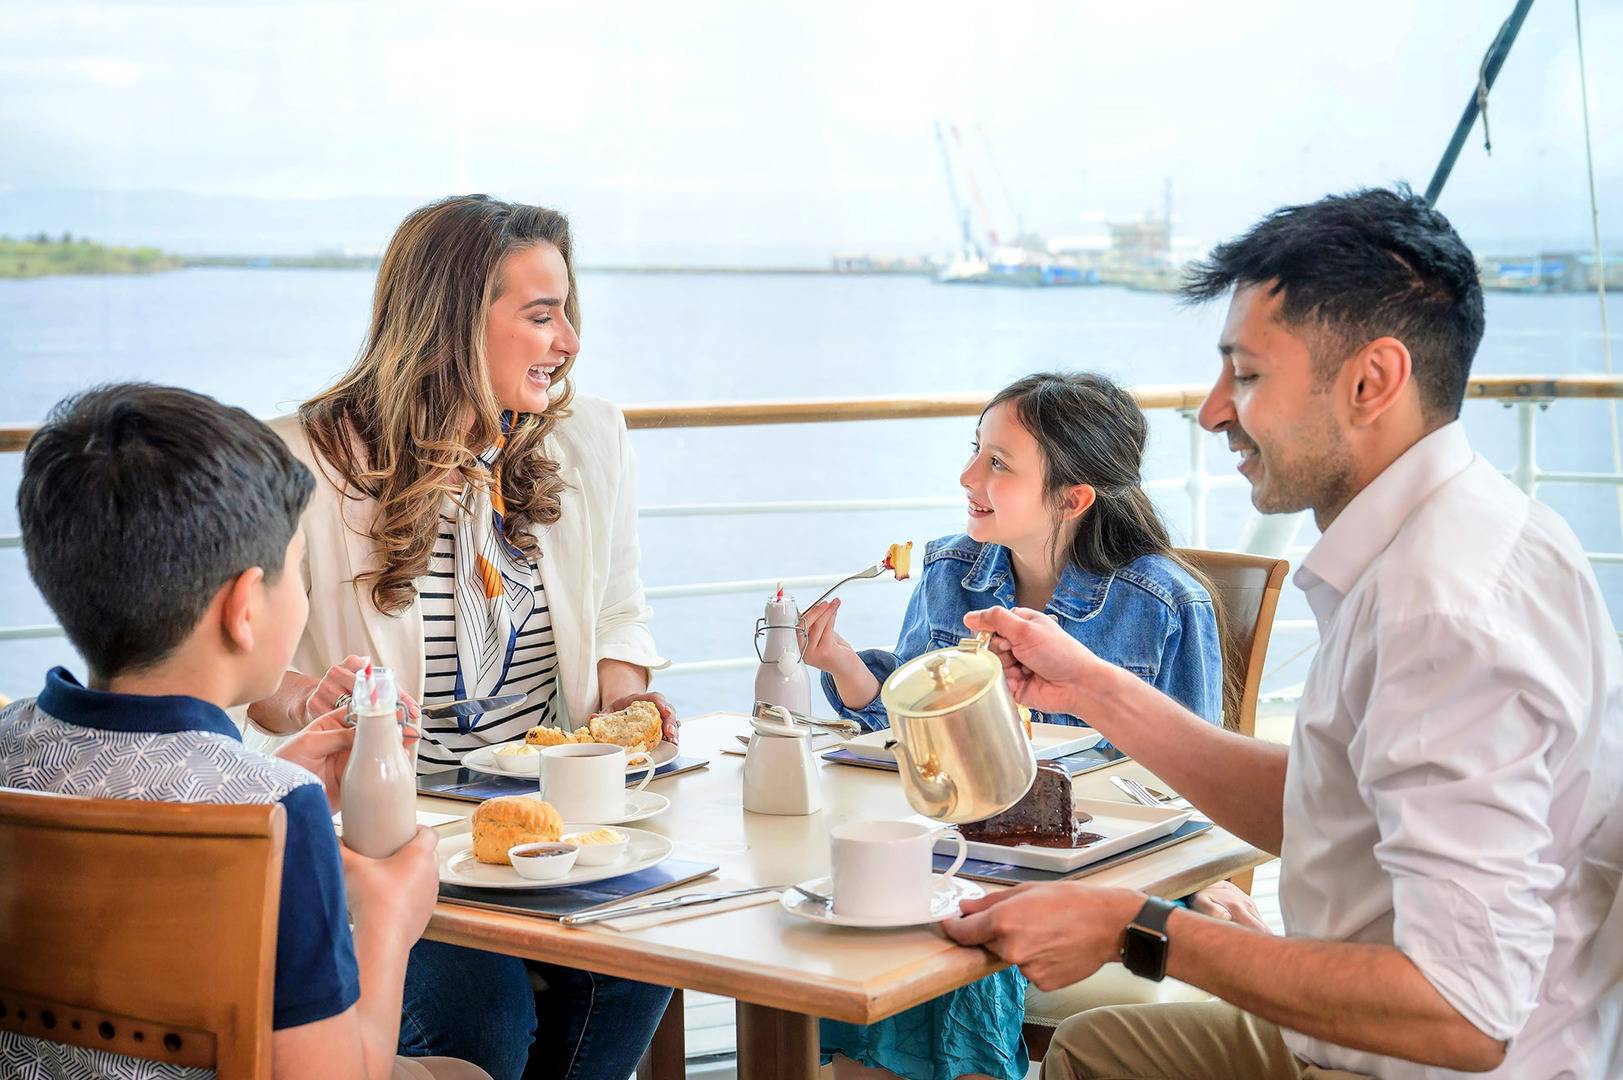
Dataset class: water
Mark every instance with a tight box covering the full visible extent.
[2,268,1618,714]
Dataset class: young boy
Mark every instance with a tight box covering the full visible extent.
[0,384,487,1080]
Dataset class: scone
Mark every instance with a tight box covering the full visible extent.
[588,700,663,750]
[471,796,563,865]
[525,725,579,748]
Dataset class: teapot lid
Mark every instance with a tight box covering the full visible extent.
[880,633,1003,718]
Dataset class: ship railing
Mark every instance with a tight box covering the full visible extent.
[2,376,1621,691]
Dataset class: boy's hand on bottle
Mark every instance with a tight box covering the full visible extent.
[800,599,857,674]
[340,826,441,945]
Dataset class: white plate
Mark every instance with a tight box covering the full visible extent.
[779,873,984,928]
[940,797,1191,873]
[839,722,1101,761]
[462,739,678,780]
[437,822,674,890]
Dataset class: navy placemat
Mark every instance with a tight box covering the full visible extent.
[822,744,1126,777]
[438,857,721,919]
[933,819,1213,885]
[417,754,710,803]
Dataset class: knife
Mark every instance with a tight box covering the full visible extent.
[422,693,528,733]
[559,885,783,927]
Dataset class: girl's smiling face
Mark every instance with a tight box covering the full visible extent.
[959,401,1057,553]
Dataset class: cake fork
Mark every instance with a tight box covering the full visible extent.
[804,562,887,612]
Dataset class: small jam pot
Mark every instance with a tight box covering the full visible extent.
[508,841,579,879]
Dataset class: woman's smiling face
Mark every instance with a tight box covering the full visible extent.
[483,242,580,416]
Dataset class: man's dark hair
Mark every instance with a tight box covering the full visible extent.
[18,384,315,680]
[1181,185,1485,420]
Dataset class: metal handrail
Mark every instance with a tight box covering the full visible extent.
[2,374,1620,450]
[2,375,1620,659]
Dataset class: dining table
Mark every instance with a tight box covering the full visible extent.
[416,712,1272,1080]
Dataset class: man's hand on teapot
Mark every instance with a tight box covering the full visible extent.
[962,606,1110,717]
[603,690,679,744]
[800,599,858,673]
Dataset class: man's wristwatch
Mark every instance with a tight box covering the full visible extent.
[1121,896,1178,982]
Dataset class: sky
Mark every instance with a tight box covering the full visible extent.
[1,0,1618,261]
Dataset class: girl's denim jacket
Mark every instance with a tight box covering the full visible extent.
[822,534,1223,732]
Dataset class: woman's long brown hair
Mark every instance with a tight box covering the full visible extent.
[301,195,578,615]
[986,372,1245,729]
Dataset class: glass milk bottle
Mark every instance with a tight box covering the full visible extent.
[754,587,811,715]
[340,666,417,857]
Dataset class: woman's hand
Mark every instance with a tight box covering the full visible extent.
[300,654,421,727]
[275,707,421,814]
[1187,880,1272,933]
[604,690,678,744]
[800,599,858,673]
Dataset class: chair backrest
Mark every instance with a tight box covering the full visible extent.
[1175,548,1290,738]
[0,788,285,1078]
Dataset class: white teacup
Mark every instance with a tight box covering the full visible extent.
[539,743,654,822]
[830,819,968,921]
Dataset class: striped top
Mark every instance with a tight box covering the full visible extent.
[416,514,559,772]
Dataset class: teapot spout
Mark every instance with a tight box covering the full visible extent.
[885,738,958,819]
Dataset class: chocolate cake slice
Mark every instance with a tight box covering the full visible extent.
[961,761,1098,848]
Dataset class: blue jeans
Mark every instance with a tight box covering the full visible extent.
[399,939,673,1080]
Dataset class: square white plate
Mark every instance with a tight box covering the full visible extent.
[840,721,1101,761]
[936,796,1191,873]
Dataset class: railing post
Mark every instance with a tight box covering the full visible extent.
[1511,400,1549,497]
[1182,409,1209,548]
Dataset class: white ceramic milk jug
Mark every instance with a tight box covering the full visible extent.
[742,705,822,816]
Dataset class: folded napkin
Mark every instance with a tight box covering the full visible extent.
[593,877,783,932]
[333,808,463,836]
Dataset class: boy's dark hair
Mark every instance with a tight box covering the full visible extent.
[18,384,315,680]
[1181,185,1485,421]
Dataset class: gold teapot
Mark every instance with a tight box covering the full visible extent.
[880,633,1037,823]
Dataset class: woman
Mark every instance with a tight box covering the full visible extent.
[246,195,673,1080]
[802,372,1264,1080]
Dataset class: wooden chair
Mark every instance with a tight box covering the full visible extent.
[1020,548,1289,1059]
[1177,547,1292,741]
[0,788,286,1079]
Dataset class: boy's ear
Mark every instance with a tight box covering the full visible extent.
[1060,483,1097,521]
[219,566,266,654]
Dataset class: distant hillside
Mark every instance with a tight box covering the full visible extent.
[0,234,181,278]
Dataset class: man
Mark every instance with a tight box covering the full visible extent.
[943,187,1623,1079]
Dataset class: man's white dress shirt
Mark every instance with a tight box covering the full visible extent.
[1279,422,1623,1080]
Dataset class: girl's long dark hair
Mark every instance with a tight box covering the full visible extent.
[986,372,1243,728]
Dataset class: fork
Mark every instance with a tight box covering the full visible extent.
[1112,775,1174,808]
[804,562,887,612]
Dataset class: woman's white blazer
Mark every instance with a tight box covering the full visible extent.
[247,394,667,750]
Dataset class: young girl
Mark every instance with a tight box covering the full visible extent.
[801,371,1261,1080]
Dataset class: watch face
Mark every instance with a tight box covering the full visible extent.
[1123,927,1168,982]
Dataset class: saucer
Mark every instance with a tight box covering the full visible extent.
[779,874,984,928]
[562,789,670,828]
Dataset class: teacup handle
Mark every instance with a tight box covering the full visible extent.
[934,827,968,881]
[626,751,655,792]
